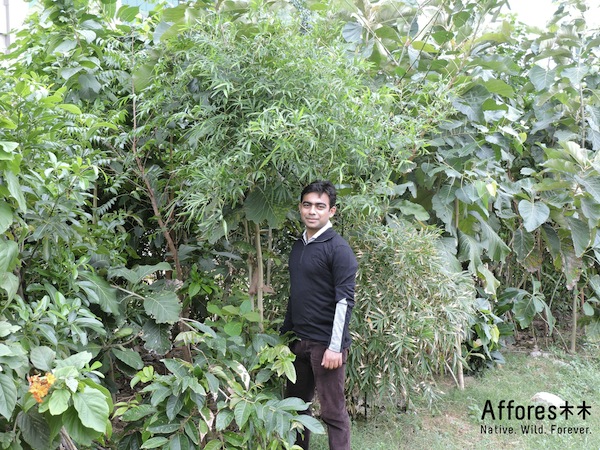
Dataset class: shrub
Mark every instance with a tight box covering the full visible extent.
[347,218,475,412]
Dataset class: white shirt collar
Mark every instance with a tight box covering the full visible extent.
[303,221,333,244]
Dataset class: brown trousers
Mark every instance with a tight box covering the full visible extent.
[285,340,350,450]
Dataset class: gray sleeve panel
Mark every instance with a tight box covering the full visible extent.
[329,298,348,352]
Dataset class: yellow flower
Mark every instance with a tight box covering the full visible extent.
[27,372,56,403]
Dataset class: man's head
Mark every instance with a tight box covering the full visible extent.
[299,180,337,238]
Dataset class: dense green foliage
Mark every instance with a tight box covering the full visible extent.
[0,0,599,448]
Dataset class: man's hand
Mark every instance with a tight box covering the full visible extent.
[321,349,343,370]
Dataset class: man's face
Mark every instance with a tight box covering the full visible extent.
[299,191,336,237]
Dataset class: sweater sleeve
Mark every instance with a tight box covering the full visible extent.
[328,242,358,352]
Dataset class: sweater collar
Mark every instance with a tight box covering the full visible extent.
[302,221,333,244]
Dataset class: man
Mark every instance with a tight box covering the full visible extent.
[281,180,358,450]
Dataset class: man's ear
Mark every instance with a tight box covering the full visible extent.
[329,206,336,217]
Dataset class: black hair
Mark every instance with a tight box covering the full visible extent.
[300,180,337,208]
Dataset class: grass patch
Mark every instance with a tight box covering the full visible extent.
[310,347,600,449]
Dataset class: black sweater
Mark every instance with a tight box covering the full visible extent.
[281,228,358,351]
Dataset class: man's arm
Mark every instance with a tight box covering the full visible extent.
[322,242,358,369]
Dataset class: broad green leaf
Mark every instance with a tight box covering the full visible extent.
[142,320,172,355]
[30,346,56,371]
[0,238,18,273]
[562,66,589,85]
[453,10,470,27]
[234,400,252,429]
[541,224,561,260]
[78,271,119,315]
[184,419,200,445]
[576,173,600,203]
[203,440,222,450]
[133,62,154,91]
[55,351,92,370]
[147,422,180,434]
[166,394,184,421]
[0,272,18,302]
[16,409,53,450]
[477,264,500,296]
[169,433,193,450]
[52,39,77,54]
[59,66,82,81]
[584,319,600,341]
[243,187,287,228]
[162,359,190,377]
[112,348,144,370]
[457,232,482,273]
[4,171,26,212]
[144,290,181,324]
[78,74,102,95]
[473,212,510,262]
[0,320,19,338]
[431,30,453,45]
[72,386,110,433]
[342,21,362,43]
[483,79,514,98]
[411,41,438,53]
[109,262,172,285]
[216,409,234,431]
[277,397,309,412]
[0,373,17,420]
[374,25,399,40]
[117,5,139,22]
[395,200,430,221]
[57,104,82,115]
[513,228,534,262]
[0,141,18,158]
[0,202,12,233]
[529,65,556,91]
[149,384,171,407]
[223,321,242,337]
[0,115,16,128]
[122,404,156,422]
[48,389,71,416]
[566,216,590,257]
[590,275,600,298]
[518,200,549,232]
[583,302,595,316]
[272,356,297,382]
[559,240,583,290]
[294,414,325,434]
[141,437,169,449]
